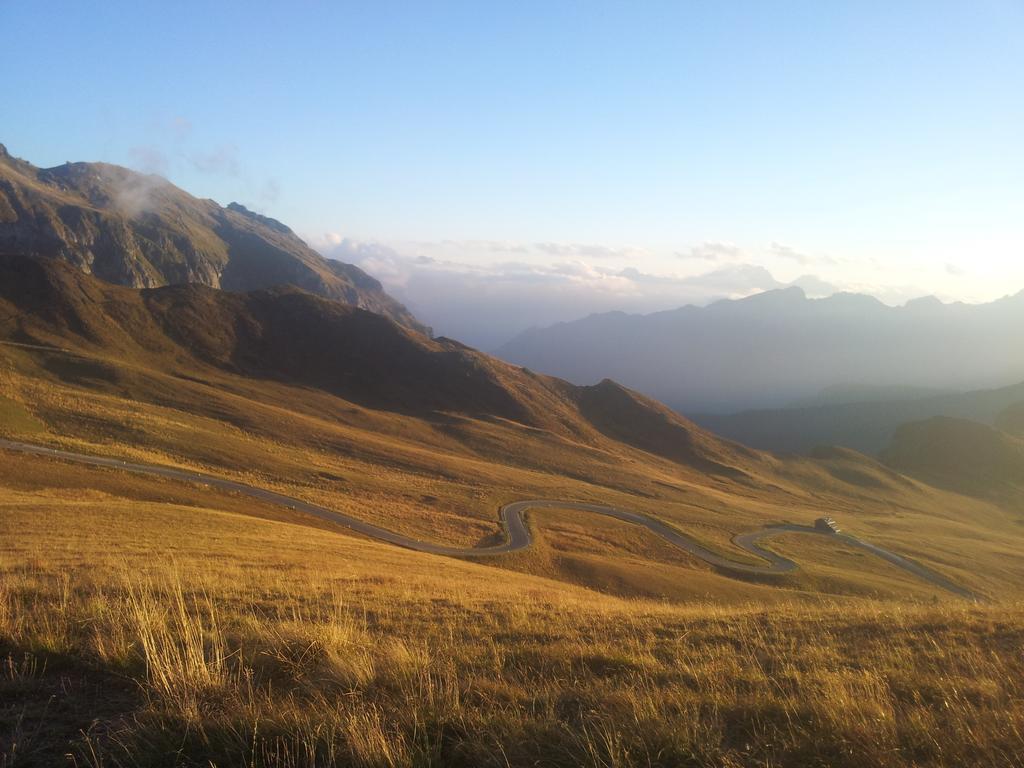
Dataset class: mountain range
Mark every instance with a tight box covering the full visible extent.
[4,251,1020,506]
[496,287,1024,415]
[0,144,426,333]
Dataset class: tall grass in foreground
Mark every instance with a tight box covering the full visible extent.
[1,565,1022,768]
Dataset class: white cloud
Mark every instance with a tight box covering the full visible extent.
[439,240,531,254]
[534,242,647,259]
[770,241,838,267]
[676,241,745,262]
[109,169,170,218]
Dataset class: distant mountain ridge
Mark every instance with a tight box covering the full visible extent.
[0,144,426,333]
[497,286,1024,415]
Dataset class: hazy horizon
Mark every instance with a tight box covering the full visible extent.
[314,237,1024,349]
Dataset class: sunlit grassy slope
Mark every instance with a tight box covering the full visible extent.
[2,255,1024,765]
[2,335,1021,602]
[3,490,1023,767]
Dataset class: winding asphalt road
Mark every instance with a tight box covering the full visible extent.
[0,438,978,600]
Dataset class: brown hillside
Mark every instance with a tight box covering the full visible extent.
[574,379,758,476]
[0,144,426,332]
[0,253,752,473]
[1,252,1019,607]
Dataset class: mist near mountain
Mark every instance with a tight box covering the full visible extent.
[0,145,426,333]
[496,287,1024,415]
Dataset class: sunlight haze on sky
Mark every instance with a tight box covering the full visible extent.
[3,1,1022,346]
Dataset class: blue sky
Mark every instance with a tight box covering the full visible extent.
[3,1,1022,345]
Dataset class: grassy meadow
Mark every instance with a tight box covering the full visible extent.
[3,493,1023,767]
[2,341,1024,765]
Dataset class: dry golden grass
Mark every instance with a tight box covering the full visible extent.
[1,495,1022,767]
[1,341,1021,603]
[3,336,1024,765]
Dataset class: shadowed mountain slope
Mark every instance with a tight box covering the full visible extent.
[0,253,754,474]
[573,379,758,475]
[0,144,426,333]
[882,417,1024,499]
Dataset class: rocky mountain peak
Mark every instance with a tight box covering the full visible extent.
[0,147,427,334]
